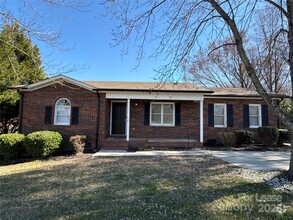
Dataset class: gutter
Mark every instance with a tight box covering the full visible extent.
[95,91,101,151]
[17,89,24,133]
[93,88,214,94]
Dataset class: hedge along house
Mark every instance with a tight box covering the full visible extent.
[15,75,287,151]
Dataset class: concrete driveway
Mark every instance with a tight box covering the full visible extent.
[93,150,290,171]
[206,151,290,171]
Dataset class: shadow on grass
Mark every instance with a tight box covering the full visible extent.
[0,156,292,220]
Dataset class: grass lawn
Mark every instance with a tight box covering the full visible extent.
[0,155,292,220]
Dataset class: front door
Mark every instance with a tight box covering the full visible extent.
[111,102,126,135]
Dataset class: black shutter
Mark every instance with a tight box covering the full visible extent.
[227,104,233,127]
[175,103,181,126]
[144,102,150,126]
[208,104,214,127]
[262,105,269,126]
[44,106,52,125]
[243,104,249,128]
[71,106,79,125]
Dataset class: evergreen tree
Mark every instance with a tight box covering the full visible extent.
[0,24,46,133]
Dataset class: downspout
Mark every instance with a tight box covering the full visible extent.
[17,89,24,133]
[95,91,101,151]
[277,98,283,129]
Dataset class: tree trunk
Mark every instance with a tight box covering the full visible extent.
[286,0,293,179]
[288,130,293,179]
[209,0,293,179]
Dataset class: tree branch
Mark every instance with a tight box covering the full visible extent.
[208,42,236,56]
[264,0,288,18]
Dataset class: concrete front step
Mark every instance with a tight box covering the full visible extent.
[93,150,208,157]
[100,146,129,150]
[101,138,129,150]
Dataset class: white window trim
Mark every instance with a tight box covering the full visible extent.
[54,98,71,126]
[150,102,175,127]
[249,104,262,128]
[214,103,227,128]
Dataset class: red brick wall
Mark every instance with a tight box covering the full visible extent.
[129,100,201,149]
[129,100,199,139]
[21,82,98,151]
[203,98,278,142]
[98,96,279,149]
[21,83,280,150]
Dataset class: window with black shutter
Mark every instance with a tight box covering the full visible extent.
[149,102,175,126]
[208,104,214,127]
[248,104,262,128]
[71,106,79,125]
[262,105,269,126]
[243,104,249,128]
[175,103,181,126]
[214,103,226,127]
[44,106,52,125]
[144,102,150,126]
[227,104,233,127]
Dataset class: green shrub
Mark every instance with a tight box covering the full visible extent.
[218,131,236,147]
[235,130,253,146]
[24,131,62,158]
[0,133,25,160]
[277,129,290,146]
[257,126,279,147]
[69,135,87,155]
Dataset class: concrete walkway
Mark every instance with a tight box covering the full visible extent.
[206,151,290,171]
[93,150,207,157]
[93,150,291,171]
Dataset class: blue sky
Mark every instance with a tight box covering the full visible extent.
[6,1,170,82]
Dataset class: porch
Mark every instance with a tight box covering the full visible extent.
[98,91,206,150]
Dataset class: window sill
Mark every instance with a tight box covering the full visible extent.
[249,126,260,129]
[54,124,70,126]
[150,124,175,127]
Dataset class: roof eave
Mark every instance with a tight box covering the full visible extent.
[94,88,214,94]
[15,74,96,92]
[205,94,288,99]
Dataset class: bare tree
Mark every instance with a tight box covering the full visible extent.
[253,5,290,94]
[183,5,290,94]
[183,35,254,88]
[105,0,293,178]
[0,1,89,46]
[0,0,91,75]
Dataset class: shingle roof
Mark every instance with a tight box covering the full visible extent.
[83,81,213,93]
[10,74,289,98]
[207,87,289,98]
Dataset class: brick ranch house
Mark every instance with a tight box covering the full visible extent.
[15,75,286,151]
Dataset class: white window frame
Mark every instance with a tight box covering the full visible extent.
[150,102,175,126]
[249,104,262,128]
[54,98,71,126]
[214,103,227,128]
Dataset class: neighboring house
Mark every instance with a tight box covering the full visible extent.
[14,75,287,151]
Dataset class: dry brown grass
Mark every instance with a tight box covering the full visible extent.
[0,155,292,219]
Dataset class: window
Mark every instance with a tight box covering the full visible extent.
[249,104,261,128]
[214,104,226,127]
[150,103,175,126]
[54,98,71,125]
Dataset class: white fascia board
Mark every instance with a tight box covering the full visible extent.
[204,96,282,101]
[22,74,96,92]
[104,91,204,101]
[204,96,262,100]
